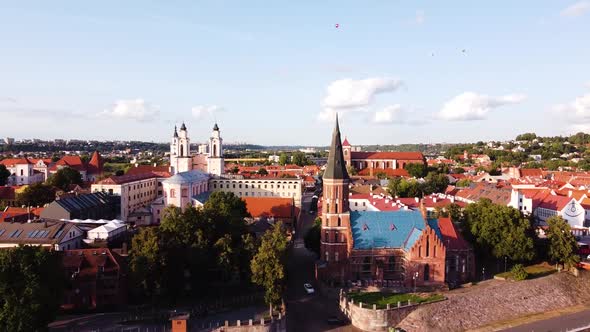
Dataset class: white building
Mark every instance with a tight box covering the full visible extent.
[0,158,44,185]
[91,173,160,222]
[209,177,303,207]
[207,123,225,176]
[87,220,127,242]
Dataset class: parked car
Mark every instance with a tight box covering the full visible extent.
[304,283,315,294]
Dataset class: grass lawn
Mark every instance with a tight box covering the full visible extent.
[347,292,444,309]
[495,263,557,280]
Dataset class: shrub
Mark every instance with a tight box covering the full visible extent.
[511,264,529,281]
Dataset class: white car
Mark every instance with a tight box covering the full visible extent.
[304,283,315,294]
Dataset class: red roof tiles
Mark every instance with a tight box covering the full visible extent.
[351,151,424,160]
[242,197,295,219]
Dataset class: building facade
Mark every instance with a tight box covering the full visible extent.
[342,138,425,172]
[209,177,303,207]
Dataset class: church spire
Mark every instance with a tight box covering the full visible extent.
[174,125,178,138]
[323,113,349,180]
[180,122,187,131]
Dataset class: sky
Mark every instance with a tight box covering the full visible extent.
[0,1,589,145]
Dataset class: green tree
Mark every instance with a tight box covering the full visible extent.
[129,227,162,302]
[422,172,449,194]
[347,165,358,176]
[291,152,312,166]
[456,178,473,187]
[278,153,289,166]
[304,218,321,256]
[47,167,83,191]
[515,133,537,141]
[545,216,580,268]
[258,167,269,175]
[387,177,422,198]
[511,264,529,281]
[404,163,427,178]
[17,183,55,207]
[251,222,288,313]
[0,245,65,331]
[464,199,536,261]
[0,164,10,186]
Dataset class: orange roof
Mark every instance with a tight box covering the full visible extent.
[242,197,294,219]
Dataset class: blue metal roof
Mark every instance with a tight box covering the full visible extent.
[427,218,442,240]
[192,191,212,205]
[350,210,428,250]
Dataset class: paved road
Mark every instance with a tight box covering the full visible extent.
[286,192,362,332]
[501,309,590,332]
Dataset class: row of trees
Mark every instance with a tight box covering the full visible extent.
[439,199,579,268]
[129,191,289,311]
[386,173,449,198]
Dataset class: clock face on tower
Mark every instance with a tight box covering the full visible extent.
[564,201,583,218]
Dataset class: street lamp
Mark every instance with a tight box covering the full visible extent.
[413,271,419,292]
[482,267,485,281]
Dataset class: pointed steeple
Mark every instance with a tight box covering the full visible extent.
[173,125,178,138]
[180,122,187,131]
[213,123,219,131]
[323,113,349,180]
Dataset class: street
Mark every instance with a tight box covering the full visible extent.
[501,309,590,332]
[286,192,362,332]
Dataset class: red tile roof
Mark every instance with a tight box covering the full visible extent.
[86,151,103,174]
[438,217,471,250]
[50,156,86,172]
[61,248,120,280]
[126,165,171,178]
[537,195,573,211]
[358,168,410,177]
[519,168,543,178]
[97,172,159,185]
[0,158,33,166]
[351,151,424,161]
[242,197,295,219]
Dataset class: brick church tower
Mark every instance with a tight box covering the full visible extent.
[320,114,352,282]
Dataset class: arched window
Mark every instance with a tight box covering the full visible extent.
[213,144,217,157]
[170,189,176,198]
[325,251,329,262]
[180,145,184,156]
[424,264,430,281]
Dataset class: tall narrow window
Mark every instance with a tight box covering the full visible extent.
[180,145,184,156]
[325,251,329,262]
[337,217,341,227]
[424,264,430,281]
[426,237,430,257]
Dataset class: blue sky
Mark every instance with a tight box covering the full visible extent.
[1,1,589,145]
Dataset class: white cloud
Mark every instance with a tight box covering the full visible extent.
[561,1,590,17]
[192,105,224,120]
[586,81,590,89]
[0,97,16,103]
[553,93,590,121]
[322,77,403,110]
[438,92,526,121]
[100,99,159,122]
[415,10,425,24]
[373,105,404,123]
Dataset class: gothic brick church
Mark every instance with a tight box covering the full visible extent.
[316,116,475,287]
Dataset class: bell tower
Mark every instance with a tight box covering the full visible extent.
[320,114,351,281]
[207,123,224,176]
[170,123,191,174]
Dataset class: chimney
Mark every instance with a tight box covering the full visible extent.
[433,197,437,203]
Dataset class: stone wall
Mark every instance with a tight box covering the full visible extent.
[339,291,444,332]
[209,314,286,332]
